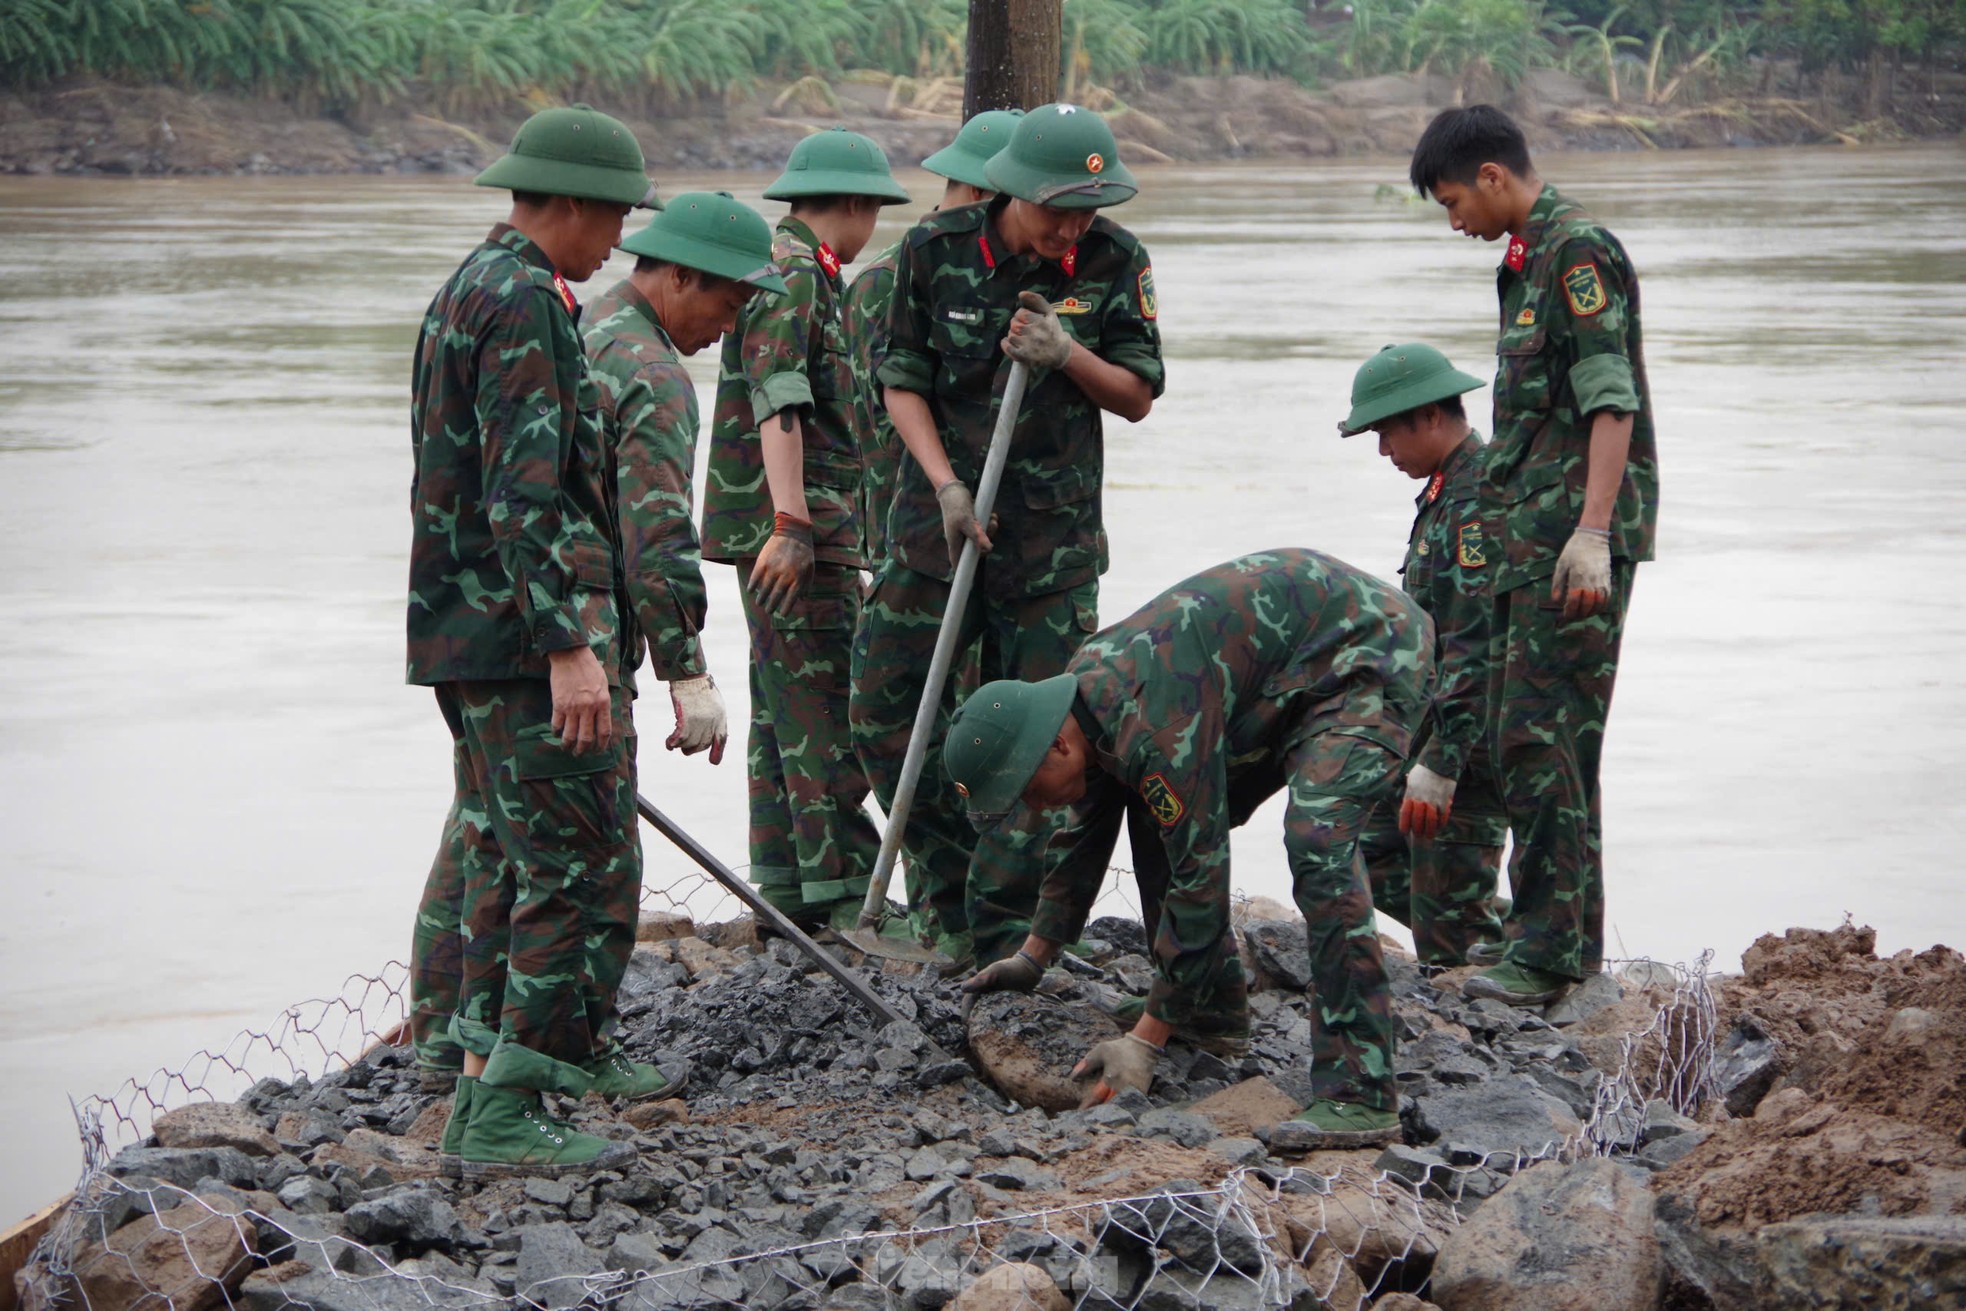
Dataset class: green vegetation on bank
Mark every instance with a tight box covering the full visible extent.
[3,0,1961,112]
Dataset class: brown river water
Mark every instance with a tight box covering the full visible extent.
[2,144,1963,1217]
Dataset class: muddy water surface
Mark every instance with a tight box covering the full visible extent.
[3,144,1963,1217]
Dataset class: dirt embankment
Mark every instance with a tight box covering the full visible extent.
[5,65,1964,180]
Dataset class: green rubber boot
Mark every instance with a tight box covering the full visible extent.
[584,1049,693,1102]
[1270,1100,1402,1151]
[1461,961,1572,1007]
[436,1075,476,1177]
[458,1082,637,1179]
[1105,994,1252,1058]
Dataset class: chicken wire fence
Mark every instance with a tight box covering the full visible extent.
[21,877,1720,1311]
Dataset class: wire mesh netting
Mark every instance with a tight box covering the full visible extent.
[19,870,1721,1311]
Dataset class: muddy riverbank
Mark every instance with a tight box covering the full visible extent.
[4,66,1962,179]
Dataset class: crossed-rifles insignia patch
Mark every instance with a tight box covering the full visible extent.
[1141,772,1184,826]
[1457,521,1488,569]
[1563,262,1608,317]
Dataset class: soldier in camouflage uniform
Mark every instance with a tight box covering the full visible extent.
[951,550,1433,1148]
[1339,344,1508,968]
[853,105,1164,962]
[843,109,1021,571]
[1410,106,1658,1005]
[700,131,909,930]
[406,106,680,1177]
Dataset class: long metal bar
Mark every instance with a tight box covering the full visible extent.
[855,360,1032,931]
[634,793,911,1030]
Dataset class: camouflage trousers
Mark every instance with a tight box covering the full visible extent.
[1358,726,1507,967]
[1488,565,1636,980]
[849,562,1098,941]
[1281,730,1403,1112]
[737,561,883,922]
[412,679,641,1092]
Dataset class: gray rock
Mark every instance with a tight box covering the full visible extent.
[1712,1014,1784,1118]
[1137,1268,1273,1311]
[107,1145,258,1191]
[973,1157,1057,1192]
[1408,1076,1582,1163]
[524,1176,575,1207]
[1374,1143,1452,1194]
[1432,1157,1662,1311]
[238,1258,485,1310]
[1135,1109,1216,1149]
[1083,1103,1137,1129]
[1641,1098,1700,1142]
[1633,1129,1707,1171]
[881,1019,931,1053]
[1757,1216,1966,1311]
[515,1220,607,1309]
[275,1175,341,1216]
[1205,1136,1266,1166]
[1543,971,1625,1027]
[342,1187,462,1249]
[610,1230,665,1274]
[1112,1187,1266,1276]
[813,1283,896,1311]
[1243,921,1313,991]
[1523,1061,1600,1119]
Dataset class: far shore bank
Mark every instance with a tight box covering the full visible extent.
[5,67,1962,181]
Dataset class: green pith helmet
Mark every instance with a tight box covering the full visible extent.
[943,676,1078,816]
[619,191,788,295]
[920,109,1025,191]
[1338,343,1486,436]
[474,104,659,209]
[762,128,911,205]
[983,103,1137,209]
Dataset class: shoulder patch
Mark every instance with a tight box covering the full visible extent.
[1137,267,1157,321]
[1140,772,1184,827]
[1457,521,1488,569]
[1562,262,1607,317]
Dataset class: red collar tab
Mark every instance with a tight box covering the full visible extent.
[1060,244,1078,278]
[551,271,576,314]
[1425,471,1445,504]
[816,242,841,278]
[1504,236,1528,273]
[977,232,997,270]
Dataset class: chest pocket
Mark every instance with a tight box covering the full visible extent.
[810,319,850,402]
[1495,323,1554,416]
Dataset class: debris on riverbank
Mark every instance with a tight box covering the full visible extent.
[16,911,1963,1311]
[5,66,1963,181]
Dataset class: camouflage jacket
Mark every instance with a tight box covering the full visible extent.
[582,279,711,692]
[1490,184,1658,593]
[406,224,621,686]
[1028,550,1433,1023]
[877,197,1164,599]
[700,216,863,567]
[1401,433,1493,782]
[843,241,901,568]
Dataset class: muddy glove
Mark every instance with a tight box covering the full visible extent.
[1002,290,1073,370]
[1551,527,1612,619]
[1398,762,1455,841]
[665,674,727,764]
[1073,1033,1161,1108]
[960,950,1045,997]
[750,512,814,615]
[936,479,993,568]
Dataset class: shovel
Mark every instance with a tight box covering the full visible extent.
[841,358,1033,965]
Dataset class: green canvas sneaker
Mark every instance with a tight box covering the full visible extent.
[584,1050,692,1102]
[436,1075,477,1177]
[1462,961,1571,1006]
[458,1082,637,1179]
[1271,1100,1402,1150]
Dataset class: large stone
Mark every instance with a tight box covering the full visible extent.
[1407,1077,1581,1164]
[69,1194,257,1311]
[1431,1158,1661,1311]
[107,1144,259,1191]
[1756,1215,1966,1311]
[341,1187,462,1249]
[637,910,696,943]
[1242,921,1314,992]
[152,1102,282,1157]
[967,989,1123,1113]
[948,1262,1070,1311]
[515,1220,608,1309]
[1653,1185,1765,1311]
[1542,972,1625,1028]
[238,1257,486,1310]
[1711,1013,1784,1118]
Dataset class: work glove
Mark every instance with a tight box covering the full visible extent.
[1002,290,1074,370]
[1398,762,1456,841]
[1073,1033,1161,1108]
[665,674,727,764]
[1551,527,1612,619]
[936,480,994,568]
[960,950,1046,998]
[750,512,814,615]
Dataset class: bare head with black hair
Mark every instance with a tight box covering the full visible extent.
[1406,106,1541,245]
[1408,106,1533,198]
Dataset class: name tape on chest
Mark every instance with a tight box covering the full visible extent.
[941,307,985,326]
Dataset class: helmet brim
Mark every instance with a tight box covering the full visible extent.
[475,154,660,209]
[951,675,1078,818]
[1339,367,1488,436]
[761,171,911,205]
[617,227,789,296]
[920,143,995,191]
[984,153,1138,210]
